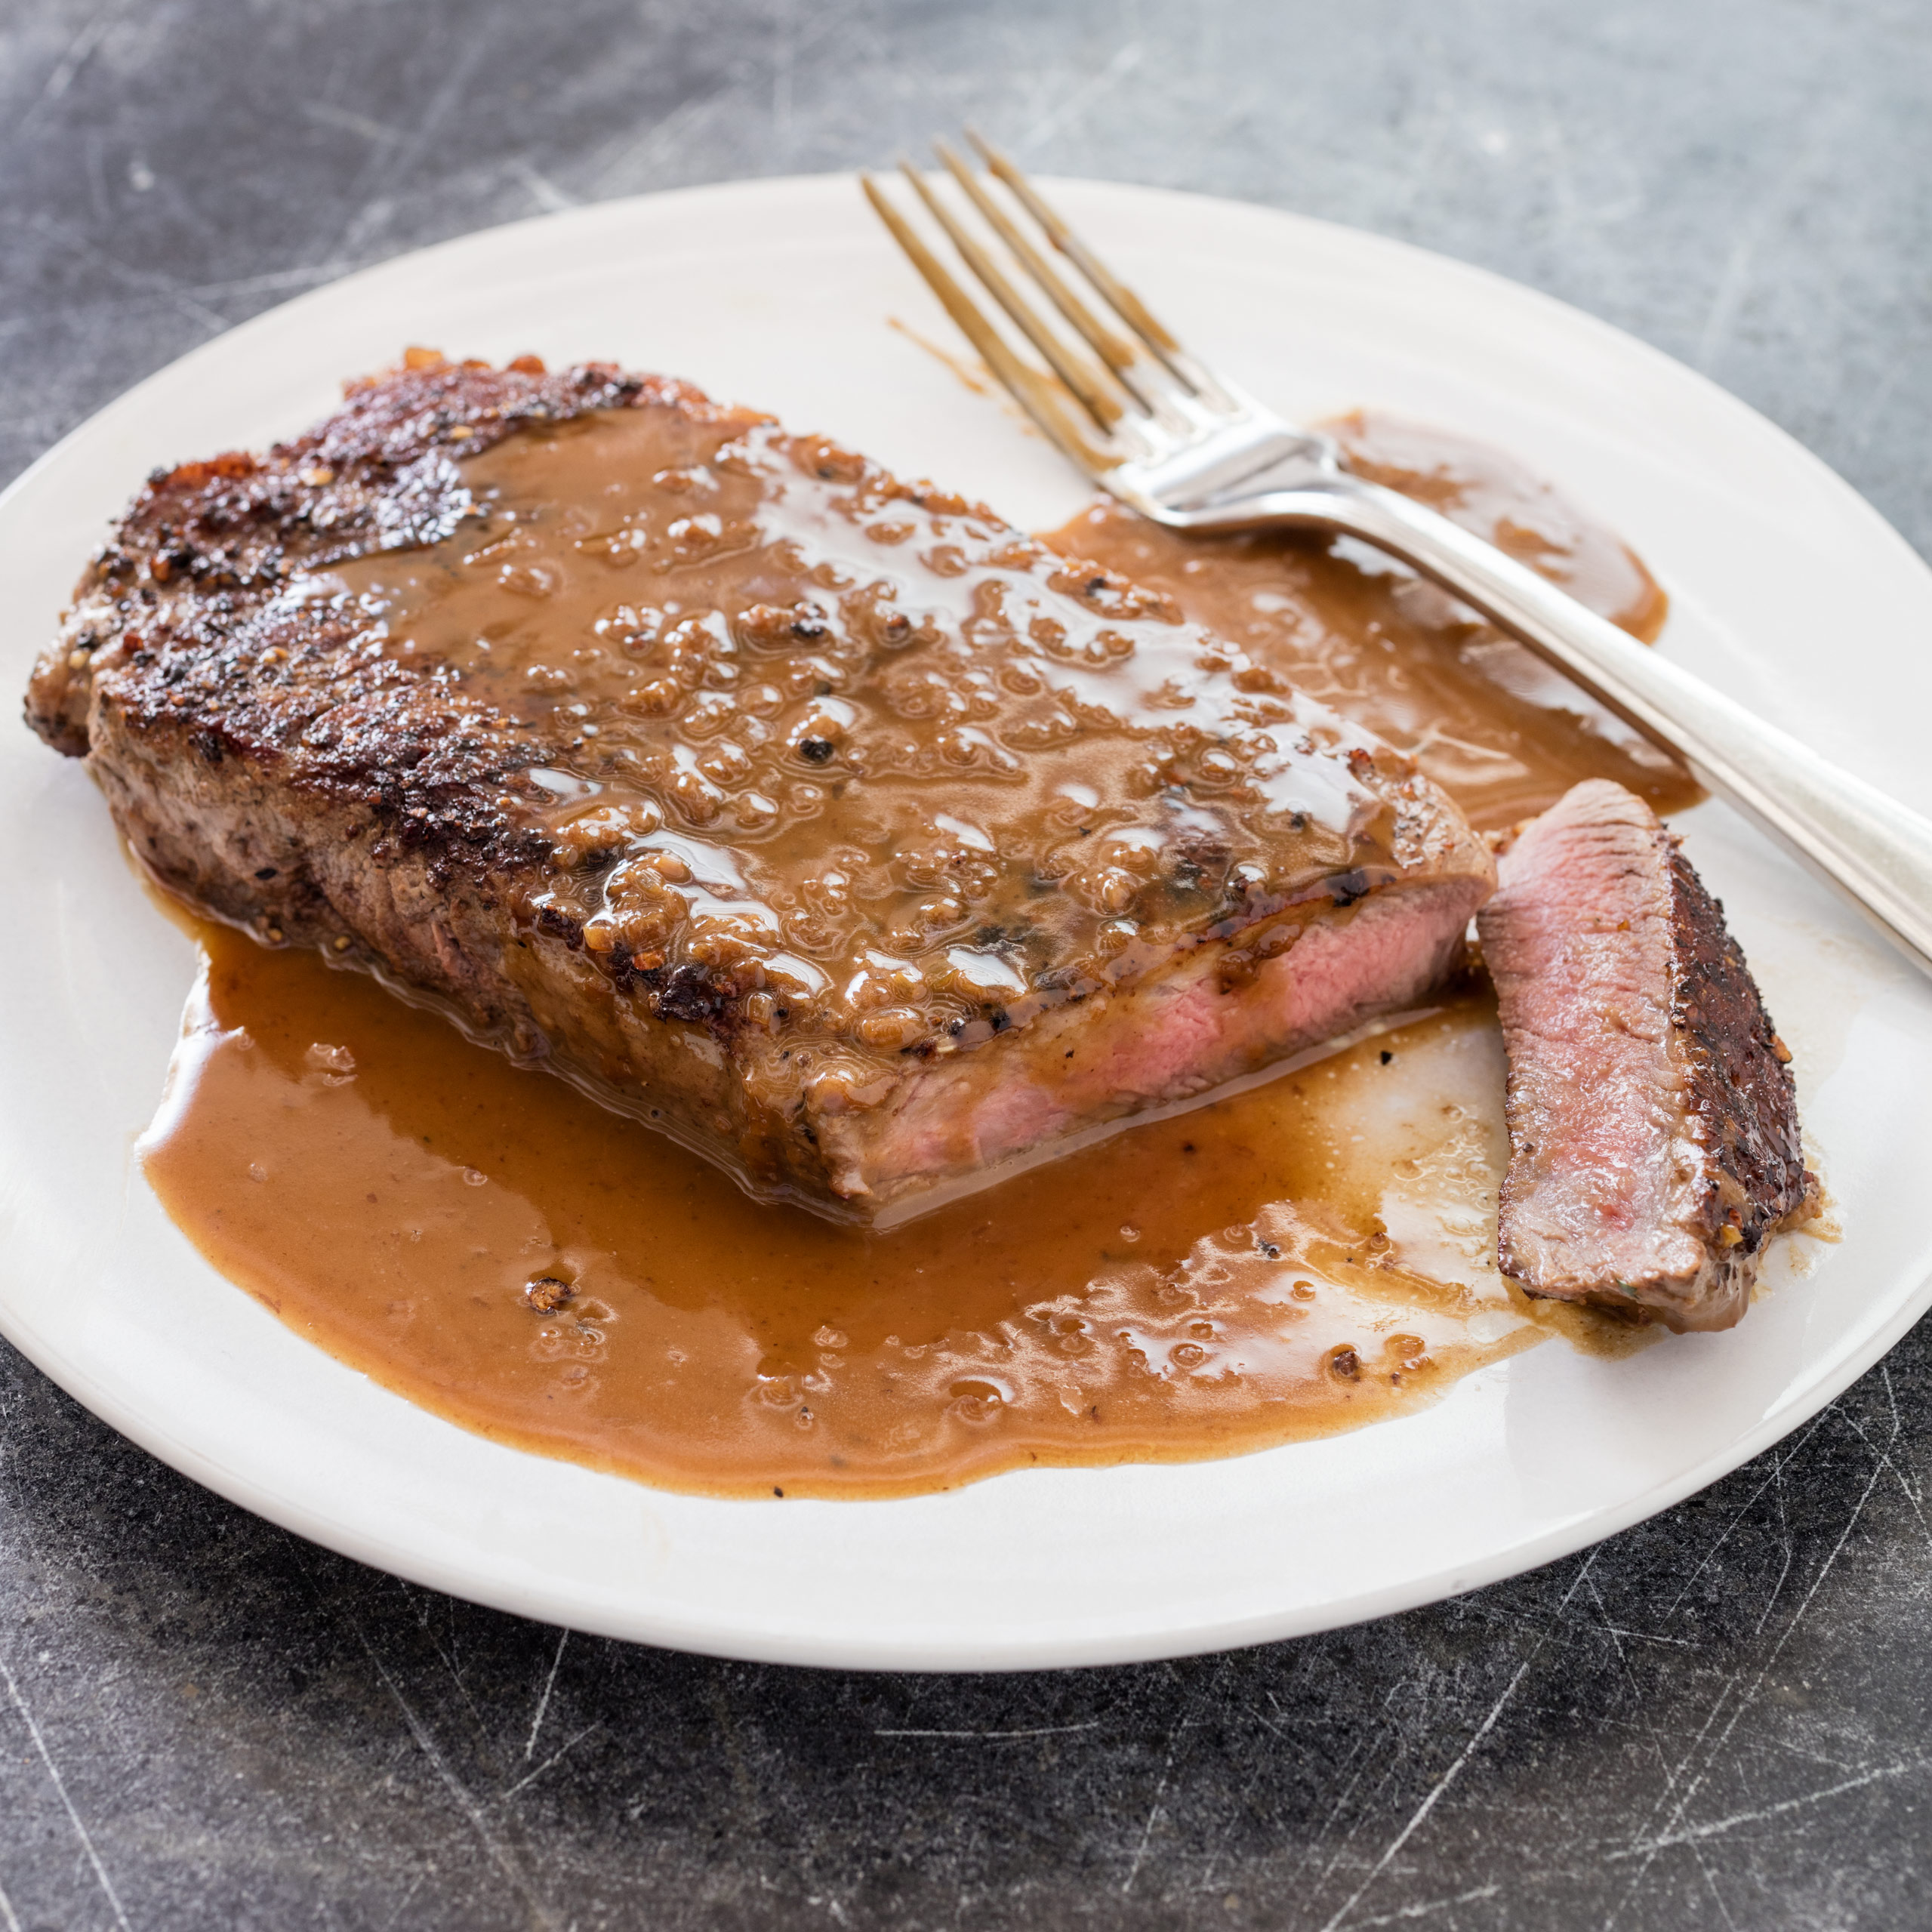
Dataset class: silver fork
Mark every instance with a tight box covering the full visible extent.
[863,134,1932,981]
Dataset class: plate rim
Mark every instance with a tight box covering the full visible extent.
[4,170,1929,1672]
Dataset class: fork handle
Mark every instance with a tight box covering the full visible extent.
[1206,476,1932,977]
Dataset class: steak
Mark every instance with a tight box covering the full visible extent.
[1477,778,1814,1330]
[27,352,1495,1223]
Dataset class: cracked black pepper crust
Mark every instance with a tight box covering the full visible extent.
[26,354,718,880]
[1665,841,1818,1256]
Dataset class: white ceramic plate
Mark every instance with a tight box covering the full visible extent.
[4,177,1929,1672]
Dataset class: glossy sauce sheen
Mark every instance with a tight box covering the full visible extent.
[324,405,1411,1074]
[140,409,1669,1498]
[143,925,1580,1499]
[1051,412,1697,830]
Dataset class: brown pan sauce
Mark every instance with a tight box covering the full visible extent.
[143,926,1611,1499]
[141,413,1677,1499]
[1049,411,1696,831]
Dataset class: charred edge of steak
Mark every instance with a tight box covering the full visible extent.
[92,357,713,593]
[1666,842,1818,1254]
[28,358,735,880]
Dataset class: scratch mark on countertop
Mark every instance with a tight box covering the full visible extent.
[0,1655,133,1932]
[396,1584,491,1742]
[303,100,403,145]
[26,212,228,334]
[1612,1754,1932,1857]
[526,1628,570,1761]
[770,0,794,140]
[1286,1715,1376,1897]
[1587,1567,1736,1928]
[325,1598,561,1932]
[587,91,728,196]
[1693,109,1839,374]
[1751,1428,1797,1640]
[1350,1882,1502,1927]
[182,263,355,303]
[504,156,578,214]
[1844,1364,1932,1557]
[1603,1404,1895,1928]
[328,23,498,260]
[874,1721,1099,1740]
[1318,1551,1601,1930]
[504,1723,601,1800]
[1197,1681,1320,1900]
[1662,1409,1829,1619]
[376,1871,425,1932]
[29,0,124,112]
[1123,1657,1228,1895]
[1121,1757,1171,1893]
[1020,39,1145,153]
[1587,1622,1695,1649]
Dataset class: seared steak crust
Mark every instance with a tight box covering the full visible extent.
[28,357,687,871]
[1666,843,1815,1261]
[29,355,1496,1221]
[1479,779,1813,1330]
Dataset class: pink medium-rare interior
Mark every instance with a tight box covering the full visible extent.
[1484,781,1700,1283]
[847,875,1489,1202]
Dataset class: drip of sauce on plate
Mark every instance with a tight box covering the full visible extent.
[138,923,1635,1501]
[1046,411,1699,831]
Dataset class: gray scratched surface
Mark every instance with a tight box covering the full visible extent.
[3,2,1931,1926]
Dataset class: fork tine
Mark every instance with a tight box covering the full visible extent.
[896,163,1125,430]
[931,140,1142,381]
[966,128,1189,374]
[858,174,1116,473]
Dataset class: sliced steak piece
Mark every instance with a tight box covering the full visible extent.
[27,353,1495,1224]
[1477,778,1814,1330]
